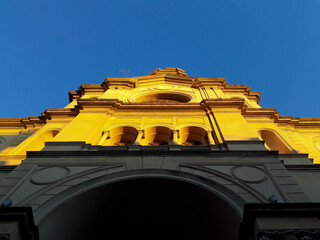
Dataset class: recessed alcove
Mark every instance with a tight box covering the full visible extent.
[102,126,138,146]
[143,126,172,145]
[258,130,293,153]
[179,126,207,145]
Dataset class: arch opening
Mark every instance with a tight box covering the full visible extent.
[39,177,241,240]
[180,126,207,145]
[103,126,138,146]
[143,126,172,146]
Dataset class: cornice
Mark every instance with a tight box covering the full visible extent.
[77,98,203,111]
[138,75,195,87]
[200,99,245,110]
[0,108,81,129]
[106,75,260,103]
[0,117,45,128]
[242,108,320,128]
[77,99,123,111]
[105,78,136,89]
[189,77,261,103]
[106,74,195,88]
[222,85,261,104]
[196,77,226,87]
[69,69,261,105]
[107,75,223,87]
[201,99,320,128]
[3,97,318,130]
[78,98,246,112]
[119,102,202,111]
[148,67,188,76]
[68,83,108,102]
[41,108,79,119]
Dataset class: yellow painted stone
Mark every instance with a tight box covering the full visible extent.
[0,67,319,164]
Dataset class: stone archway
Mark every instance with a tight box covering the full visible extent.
[38,175,242,240]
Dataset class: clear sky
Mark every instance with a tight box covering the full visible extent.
[0,0,319,118]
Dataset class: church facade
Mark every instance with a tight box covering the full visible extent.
[0,68,320,240]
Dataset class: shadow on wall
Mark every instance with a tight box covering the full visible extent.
[179,126,207,145]
[143,126,172,145]
[99,125,214,146]
[102,127,138,146]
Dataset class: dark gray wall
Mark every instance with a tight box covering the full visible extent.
[288,169,320,202]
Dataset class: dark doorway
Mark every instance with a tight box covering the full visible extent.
[39,177,241,240]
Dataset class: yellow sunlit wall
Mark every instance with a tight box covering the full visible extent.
[1,67,320,165]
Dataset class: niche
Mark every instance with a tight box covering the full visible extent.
[103,127,138,146]
[179,126,207,146]
[258,130,292,154]
[143,126,172,146]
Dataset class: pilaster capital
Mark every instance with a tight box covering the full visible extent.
[172,129,180,138]
[102,130,110,139]
[206,130,213,135]
[137,129,145,138]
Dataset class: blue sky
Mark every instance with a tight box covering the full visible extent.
[0,0,319,118]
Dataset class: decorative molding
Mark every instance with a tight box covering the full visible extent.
[201,99,320,127]
[0,117,45,128]
[243,108,320,128]
[148,67,188,76]
[68,83,108,102]
[231,166,267,184]
[18,164,126,206]
[30,167,70,185]
[41,108,79,119]
[258,230,320,240]
[77,99,123,110]
[179,163,268,202]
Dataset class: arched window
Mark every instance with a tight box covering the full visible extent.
[258,130,292,153]
[179,127,207,146]
[102,127,138,146]
[143,126,172,146]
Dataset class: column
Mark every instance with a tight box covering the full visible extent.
[172,130,179,145]
[97,131,110,145]
[134,130,144,145]
[206,130,216,145]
